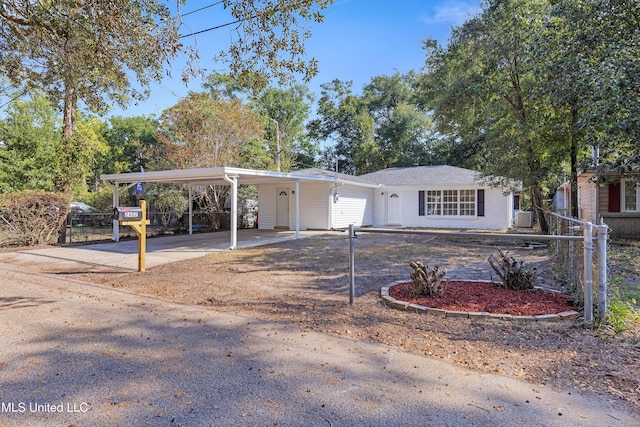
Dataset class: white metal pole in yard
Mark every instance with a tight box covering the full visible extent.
[349,224,356,304]
[583,222,594,326]
[597,224,609,320]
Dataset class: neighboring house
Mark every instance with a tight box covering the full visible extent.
[256,165,517,231]
[552,181,571,217]
[578,171,640,238]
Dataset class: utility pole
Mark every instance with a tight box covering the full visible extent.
[269,118,281,172]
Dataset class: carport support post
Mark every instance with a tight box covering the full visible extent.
[223,174,238,250]
[295,180,300,239]
[112,182,120,241]
[349,224,356,304]
[188,185,193,235]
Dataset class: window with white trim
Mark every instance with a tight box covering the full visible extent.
[623,180,639,212]
[460,190,476,216]
[426,190,441,215]
[420,189,477,216]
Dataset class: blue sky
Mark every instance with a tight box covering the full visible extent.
[114,0,480,117]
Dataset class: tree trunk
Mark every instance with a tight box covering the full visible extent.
[531,186,549,234]
[570,105,579,218]
[57,84,78,244]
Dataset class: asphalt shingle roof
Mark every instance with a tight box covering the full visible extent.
[295,167,380,185]
[358,165,482,186]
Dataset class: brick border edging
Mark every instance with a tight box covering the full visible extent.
[380,280,580,321]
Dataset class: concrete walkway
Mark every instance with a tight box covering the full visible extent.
[0,236,638,426]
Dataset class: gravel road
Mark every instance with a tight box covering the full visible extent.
[0,257,637,427]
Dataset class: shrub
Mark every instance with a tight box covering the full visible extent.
[409,261,448,297]
[0,191,69,246]
[488,248,536,290]
[152,186,188,229]
[605,283,640,334]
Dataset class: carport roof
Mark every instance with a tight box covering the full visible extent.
[101,166,380,188]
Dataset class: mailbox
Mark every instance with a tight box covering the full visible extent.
[113,200,150,272]
[113,207,143,221]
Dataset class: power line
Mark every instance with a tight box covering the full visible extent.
[179,18,246,39]
[177,1,250,39]
[180,1,224,18]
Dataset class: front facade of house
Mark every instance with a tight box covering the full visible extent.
[257,169,377,230]
[578,171,640,238]
[101,165,517,239]
[257,181,375,230]
[256,166,516,231]
[363,166,514,230]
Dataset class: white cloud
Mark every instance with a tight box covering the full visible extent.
[422,1,480,27]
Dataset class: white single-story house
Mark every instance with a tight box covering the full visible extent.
[101,165,517,248]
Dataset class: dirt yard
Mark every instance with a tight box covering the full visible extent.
[84,232,640,413]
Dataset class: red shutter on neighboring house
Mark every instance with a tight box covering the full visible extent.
[608,183,621,212]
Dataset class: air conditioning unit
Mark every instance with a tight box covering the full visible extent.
[516,211,533,228]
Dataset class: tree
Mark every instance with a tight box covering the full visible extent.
[211,0,334,88]
[308,74,435,175]
[99,116,160,176]
[361,72,434,170]
[156,91,266,229]
[543,0,640,177]
[157,92,266,169]
[0,0,332,190]
[0,92,107,195]
[0,1,183,142]
[419,0,562,232]
[252,85,316,171]
[0,93,59,193]
[204,72,319,171]
[307,79,375,174]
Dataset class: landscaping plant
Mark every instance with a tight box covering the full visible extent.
[488,248,536,291]
[409,261,448,297]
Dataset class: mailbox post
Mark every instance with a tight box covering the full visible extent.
[113,200,150,272]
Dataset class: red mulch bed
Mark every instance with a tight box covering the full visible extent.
[389,280,575,316]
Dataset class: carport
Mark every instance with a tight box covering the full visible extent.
[100,167,342,249]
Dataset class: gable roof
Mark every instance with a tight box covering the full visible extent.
[295,167,379,186]
[359,165,483,186]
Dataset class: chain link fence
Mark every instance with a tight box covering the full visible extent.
[548,212,609,322]
[349,222,609,327]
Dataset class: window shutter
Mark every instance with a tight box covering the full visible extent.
[608,182,621,212]
[477,189,485,216]
[418,191,425,216]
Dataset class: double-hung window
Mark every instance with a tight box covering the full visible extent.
[426,190,441,215]
[623,180,640,212]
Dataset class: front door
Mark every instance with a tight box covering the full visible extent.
[387,192,401,224]
[276,188,289,228]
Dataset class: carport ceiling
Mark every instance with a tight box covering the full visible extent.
[101,166,344,187]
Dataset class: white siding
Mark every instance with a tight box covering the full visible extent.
[258,182,333,230]
[257,183,277,229]
[299,182,331,230]
[373,185,512,230]
[330,184,374,229]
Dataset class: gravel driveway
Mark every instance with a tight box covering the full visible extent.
[0,239,638,426]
